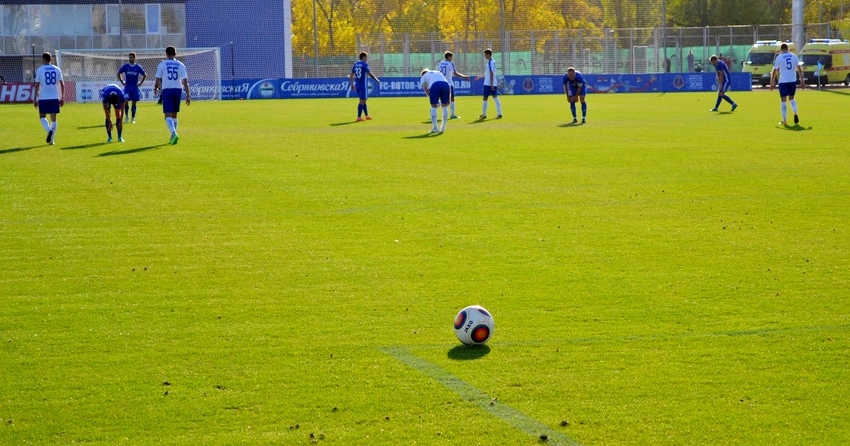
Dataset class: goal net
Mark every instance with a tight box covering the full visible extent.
[56,48,221,103]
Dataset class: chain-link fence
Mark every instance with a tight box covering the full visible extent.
[293,23,840,78]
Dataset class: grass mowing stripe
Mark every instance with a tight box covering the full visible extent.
[381,346,583,446]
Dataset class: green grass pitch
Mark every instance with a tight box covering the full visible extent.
[1,89,849,445]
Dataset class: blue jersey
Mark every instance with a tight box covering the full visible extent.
[100,84,125,104]
[563,71,586,89]
[714,60,730,80]
[119,63,146,90]
[351,60,370,87]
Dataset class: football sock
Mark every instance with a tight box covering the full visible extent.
[581,102,587,118]
[106,119,112,138]
[124,104,129,116]
[173,118,178,131]
[117,122,122,139]
[494,97,502,115]
[482,101,488,116]
[570,103,577,118]
[430,108,437,128]
[450,102,456,115]
[363,103,369,116]
[166,117,176,134]
[51,121,56,131]
[131,104,137,119]
[723,95,734,105]
[714,97,722,109]
[442,106,448,124]
[40,118,51,132]
[357,104,363,117]
[780,102,787,122]
[790,99,798,114]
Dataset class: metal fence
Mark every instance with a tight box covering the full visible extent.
[293,23,841,79]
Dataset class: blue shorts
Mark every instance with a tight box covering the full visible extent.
[102,98,126,109]
[449,85,455,101]
[124,88,141,102]
[718,79,731,93]
[355,84,368,100]
[429,81,450,106]
[161,89,182,113]
[38,99,60,114]
[778,82,797,97]
[567,85,587,97]
[483,85,498,99]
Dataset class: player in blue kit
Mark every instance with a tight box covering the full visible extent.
[153,46,191,145]
[709,55,738,112]
[563,67,588,123]
[100,84,126,142]
[770,43,805,126]
[349,51,380,122]
[33,52,65,145]
[117,52,146,123]
[420,69,452,133]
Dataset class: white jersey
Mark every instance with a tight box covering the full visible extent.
[773,52,800,84]
[35,64,63,100]
[438,60,457,80]
[155,58,188,90]
[420,70,449,88]
[483,58,497,86]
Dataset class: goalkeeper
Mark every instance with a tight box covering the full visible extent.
[100,84,126,142]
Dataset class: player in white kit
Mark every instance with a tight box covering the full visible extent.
[437,51,471,119]
[33,52,65,145]
[770,43,805,126]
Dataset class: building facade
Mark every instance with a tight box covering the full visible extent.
[0,0,287,82]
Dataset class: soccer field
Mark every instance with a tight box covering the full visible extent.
[1,90,849,445]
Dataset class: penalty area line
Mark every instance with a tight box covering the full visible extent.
[380,346,583,446]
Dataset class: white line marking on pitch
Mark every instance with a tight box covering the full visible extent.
[381,346,583,446]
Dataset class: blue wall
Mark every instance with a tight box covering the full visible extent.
[185,0,286,80]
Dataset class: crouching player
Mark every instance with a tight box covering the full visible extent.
[420,69,451,133]
[563,67,588,123]
[100,83,126,142]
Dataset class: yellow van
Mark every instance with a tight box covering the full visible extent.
[799,39,850,86]
[742,40,796,86]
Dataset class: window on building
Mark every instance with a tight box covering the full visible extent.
[121,3,145,34]
[161,4,185,34]
[106,4,120,35]
[146,4,161,34]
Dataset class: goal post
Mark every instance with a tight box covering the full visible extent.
[56,47,221,103]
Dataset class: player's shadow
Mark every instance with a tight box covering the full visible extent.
[448,344,491,361]
[557,122,585,128]
[778,125,813,132]
[402,132,442,139]
[77,125,105,129]
[0,145,42,155]
[97,144,164,157]
[329,121,359,126]
[818,88,850,96]
[62,142,109,150]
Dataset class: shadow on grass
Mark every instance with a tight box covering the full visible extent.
[97,144,163,157]
[0,145,43,155]
[330,121,359,126]
[77,124,105,129]
[778,124,813,132]
[62,142,109,150]
[816,88,850,96]
[402,132,442,139]
[557,122,585,128]
[448,344,491,361]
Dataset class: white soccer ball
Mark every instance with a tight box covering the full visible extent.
[453,305,495,345]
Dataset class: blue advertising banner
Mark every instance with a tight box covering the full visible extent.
[222,73,750,100]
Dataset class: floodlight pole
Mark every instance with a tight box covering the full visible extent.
[792,0,804,50]
[662,0,667,72]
